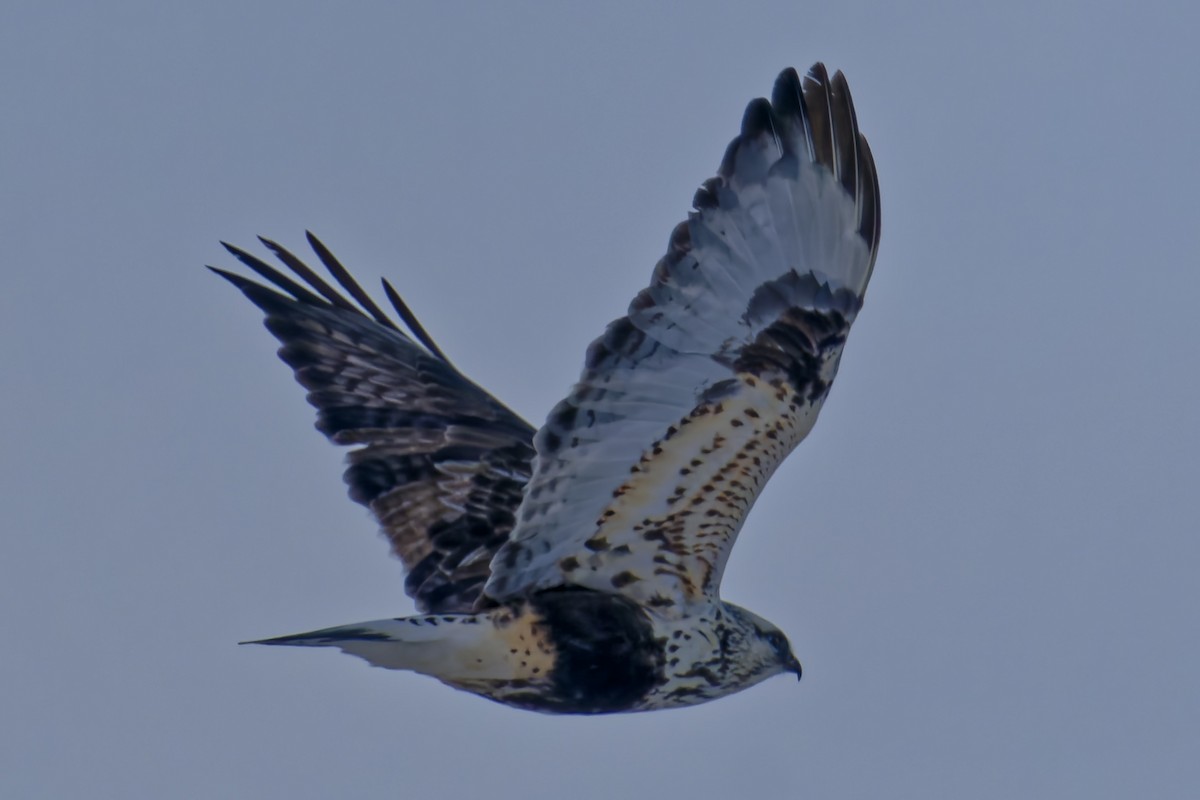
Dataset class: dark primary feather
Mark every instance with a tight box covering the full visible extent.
[778,65,880,275]
[211,235,536,614]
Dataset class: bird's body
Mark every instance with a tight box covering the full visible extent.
[259,590,791,714]
[217,62,880,714]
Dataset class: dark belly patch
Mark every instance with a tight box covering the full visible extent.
[515,588,665,714]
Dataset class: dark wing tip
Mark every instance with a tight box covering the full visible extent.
[715,62,879,260]
[804,61,832,90]
[856,130,882,262]
[799,63,835,181]
[770,67,806,125]
[782,62,880,261]
[303,230,403,334]
[827,70,861,197]
[774,65,804,94]
[255,235,360,314]
[740,97,777,140]
[211,234,456,363]
[717,97,782,181]
[381,278,453,364]
[207,264,253,290]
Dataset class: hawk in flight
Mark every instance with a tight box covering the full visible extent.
[215,63,880,714]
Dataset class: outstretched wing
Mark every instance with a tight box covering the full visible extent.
[485,64,880,612]
[213,233,536,614]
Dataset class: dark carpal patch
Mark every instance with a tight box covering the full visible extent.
[733,273,859,403]
[526,589,665,714]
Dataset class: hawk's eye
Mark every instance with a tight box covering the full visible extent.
[764,631,788,655]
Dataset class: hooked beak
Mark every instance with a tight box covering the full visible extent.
[787,655,803,681]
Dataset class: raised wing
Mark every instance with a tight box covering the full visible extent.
[213,234,536,614]
[485,64,880,612]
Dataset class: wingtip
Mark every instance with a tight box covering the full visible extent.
[219,240,249,259]
[805,61,831,88]
[256,234,283,254]
[380,277,454,364]
[771,66,804,116]
[740,97,776,139]
[775,65,802,88]
[207,264,254,290]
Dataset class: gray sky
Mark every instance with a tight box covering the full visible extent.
[3,2,1198,797]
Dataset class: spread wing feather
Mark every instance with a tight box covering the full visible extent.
[212,234,535,614]
[485,65,880,611]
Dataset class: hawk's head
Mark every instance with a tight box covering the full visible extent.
[723,604,802,683]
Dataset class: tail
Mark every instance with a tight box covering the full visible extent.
[241,609,544,681]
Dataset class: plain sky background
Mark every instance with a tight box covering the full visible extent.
[3,2,1198,798]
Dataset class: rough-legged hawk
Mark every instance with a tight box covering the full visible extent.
[215,63,880,714]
